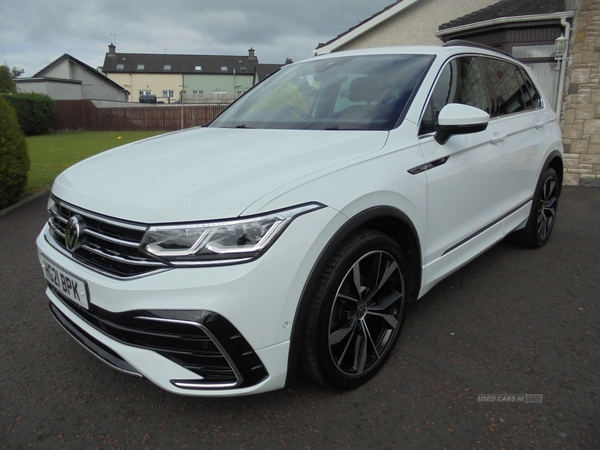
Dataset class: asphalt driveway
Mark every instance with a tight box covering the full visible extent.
[0,187,598,449]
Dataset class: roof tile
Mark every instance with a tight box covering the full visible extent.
[103,52,263,75]
[439,0,570,31]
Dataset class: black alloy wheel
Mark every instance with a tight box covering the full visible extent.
[302,229,408,389]
[536,171,558,242]
[510,167,560,248]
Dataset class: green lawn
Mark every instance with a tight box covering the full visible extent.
[24,131,165,197]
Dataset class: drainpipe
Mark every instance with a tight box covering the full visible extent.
[555,16,572,119]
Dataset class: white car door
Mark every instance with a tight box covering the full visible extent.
[416,56,509,292]
[480,58,549,223]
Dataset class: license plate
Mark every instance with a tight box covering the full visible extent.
[41,255,89,309]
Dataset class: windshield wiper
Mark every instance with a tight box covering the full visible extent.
[235,124,252,129]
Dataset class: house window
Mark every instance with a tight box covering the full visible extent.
[511,44,559,109]
[137,64,145,70]
[162,90,174,98]
[192,90,204,94]
[239,67,248,73]
[214,90,228,98]
[220,66,228,72]
[195,66,202,71]
[139,90,152,96]
[511,45,555,59]
[163,65,171,71]
[236,90,245,97]
[116,64,125,70]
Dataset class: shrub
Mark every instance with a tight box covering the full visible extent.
[1,93,54,135]
[0,96,30,208]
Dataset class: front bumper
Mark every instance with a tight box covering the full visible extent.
[48,288,269,390]
[46,286,289,396]
[36,206,340,396]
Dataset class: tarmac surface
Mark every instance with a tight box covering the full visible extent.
[0,187,598,449]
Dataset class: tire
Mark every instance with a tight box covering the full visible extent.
[302,229,408,389]
[511,167,560,248]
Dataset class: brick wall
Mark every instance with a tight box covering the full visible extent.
[562,0,600,187]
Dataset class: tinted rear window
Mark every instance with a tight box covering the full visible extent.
[482,58,540,116]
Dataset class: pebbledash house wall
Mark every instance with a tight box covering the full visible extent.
[562,0,600,187]
[326,0,496,50]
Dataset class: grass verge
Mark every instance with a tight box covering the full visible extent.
[24,131,164,197]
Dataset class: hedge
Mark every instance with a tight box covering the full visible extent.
[0,96,30,208]
[1,93,54,136]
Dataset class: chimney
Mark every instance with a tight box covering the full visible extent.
[108,43,116,55]
[248,47,256,60]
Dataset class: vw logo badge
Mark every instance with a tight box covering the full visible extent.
[65,215,84,252]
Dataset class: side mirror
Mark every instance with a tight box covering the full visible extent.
[434,103,490,145]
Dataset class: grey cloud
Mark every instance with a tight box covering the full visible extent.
[1,0,394,74]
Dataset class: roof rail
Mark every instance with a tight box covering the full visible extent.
[442,39,513,58]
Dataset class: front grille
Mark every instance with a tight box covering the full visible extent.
[47,196,169,278]
[50,288,268,389]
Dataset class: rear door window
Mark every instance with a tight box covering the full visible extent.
[518,67,543,110]
[482,58,539,116]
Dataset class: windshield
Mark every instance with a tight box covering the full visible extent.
[210,54,434,131]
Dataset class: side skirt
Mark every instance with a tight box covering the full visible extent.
[419,199,532,298]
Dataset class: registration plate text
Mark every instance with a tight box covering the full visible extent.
[41,256,89,309]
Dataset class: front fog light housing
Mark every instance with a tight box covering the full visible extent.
[140,203,323,265]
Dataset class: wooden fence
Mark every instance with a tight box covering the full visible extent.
[52,100,228,132]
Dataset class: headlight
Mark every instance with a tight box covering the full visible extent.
[140,203,323,265]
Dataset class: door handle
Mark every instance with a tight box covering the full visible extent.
[491,133,506,145]
[535,121,545,130]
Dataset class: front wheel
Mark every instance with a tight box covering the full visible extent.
[302,230,408,389]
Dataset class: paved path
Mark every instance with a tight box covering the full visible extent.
[1,188,598,449]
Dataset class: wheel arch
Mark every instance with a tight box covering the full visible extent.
[542,150,564,192]
[285,206,422,385]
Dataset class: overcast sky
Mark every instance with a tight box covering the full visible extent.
[1,0,397,76]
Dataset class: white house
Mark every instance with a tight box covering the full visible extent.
[315,0,497,54]
[16,54,129,101]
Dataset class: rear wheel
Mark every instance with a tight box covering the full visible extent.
[511,167,560,248]
[302,229,408,389]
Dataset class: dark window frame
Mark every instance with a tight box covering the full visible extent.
[480,56,543,118]
[418,55,492,136]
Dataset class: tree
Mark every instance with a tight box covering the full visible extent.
[0,65,16,94]
[284,58,294,65]
[2,63,24,78]
[10,66,25,78]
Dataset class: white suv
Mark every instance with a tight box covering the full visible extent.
[37,43,563,396]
